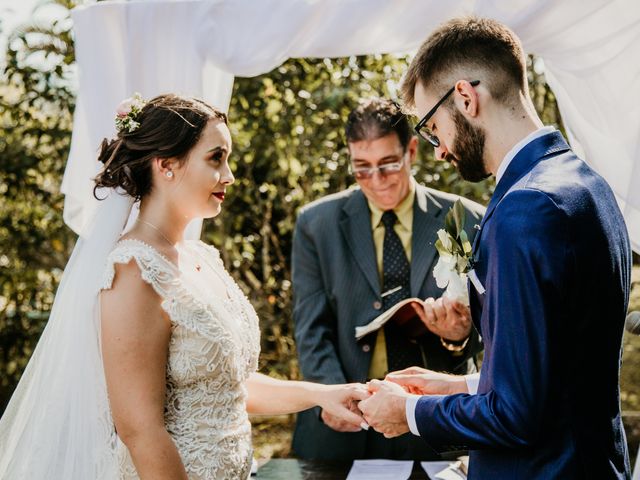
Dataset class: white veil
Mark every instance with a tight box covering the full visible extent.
[0,191,134,479]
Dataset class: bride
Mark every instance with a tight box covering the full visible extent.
[0,93,368,479]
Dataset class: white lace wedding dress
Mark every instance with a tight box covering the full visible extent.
[101,239,261,480]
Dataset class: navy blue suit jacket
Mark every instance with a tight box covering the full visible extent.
[413,131,632,478]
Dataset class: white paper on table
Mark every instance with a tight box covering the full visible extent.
[421,461,467,479]
[346,459,413,480]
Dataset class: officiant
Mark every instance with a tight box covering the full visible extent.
[291,97,485,461]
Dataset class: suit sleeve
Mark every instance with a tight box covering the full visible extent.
[414,189,570,449]
[292,210,347,385]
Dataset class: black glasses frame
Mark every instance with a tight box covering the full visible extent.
[414,80,480,147]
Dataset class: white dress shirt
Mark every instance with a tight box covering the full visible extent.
[405,126,556,436]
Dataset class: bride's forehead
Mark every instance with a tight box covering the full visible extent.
[197,119,232,150]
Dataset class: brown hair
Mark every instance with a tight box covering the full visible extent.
[93,94,227,201]
[401,16,528,110]
[345,97,412,150]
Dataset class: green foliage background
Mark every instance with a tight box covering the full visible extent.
[0,5,638,462]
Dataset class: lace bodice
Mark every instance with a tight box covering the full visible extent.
[101,239,261,480]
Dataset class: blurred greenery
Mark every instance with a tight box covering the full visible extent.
[0,0,77,408]
[0,0,638,467]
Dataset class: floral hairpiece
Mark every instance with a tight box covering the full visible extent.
[114,93,146,133]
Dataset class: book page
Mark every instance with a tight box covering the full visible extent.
[346,460,414,480]
[355,298,425,339]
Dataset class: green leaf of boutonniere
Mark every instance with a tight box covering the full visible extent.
[459,229,472,255]
[444,211,456,238]
[452,199,466,238]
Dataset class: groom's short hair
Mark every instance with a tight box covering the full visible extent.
[345,97,412,150]
[401,16,528,110]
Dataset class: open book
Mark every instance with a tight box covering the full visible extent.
[355,298,428,340]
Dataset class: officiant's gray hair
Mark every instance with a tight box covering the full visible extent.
[345,97,412,150]
[401,16,529,111]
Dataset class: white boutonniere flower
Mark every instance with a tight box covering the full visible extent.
[433,200,473,306]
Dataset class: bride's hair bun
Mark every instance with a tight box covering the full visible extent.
[93,94,227,201]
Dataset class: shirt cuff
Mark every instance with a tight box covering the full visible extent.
[405,395,421,436]
[464,372,480,394]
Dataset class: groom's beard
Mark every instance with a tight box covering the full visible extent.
[446,109,491,182]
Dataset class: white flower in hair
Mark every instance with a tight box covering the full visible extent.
[115,92,146,133]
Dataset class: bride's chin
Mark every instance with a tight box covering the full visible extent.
[202,206,222,219]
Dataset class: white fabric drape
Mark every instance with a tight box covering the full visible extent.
[0,192,133,479]
[69,0,640,251]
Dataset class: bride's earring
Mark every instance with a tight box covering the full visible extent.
[166,171,174,178]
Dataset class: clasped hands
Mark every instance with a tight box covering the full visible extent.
[322,366,469,438]
[320,297,471,437]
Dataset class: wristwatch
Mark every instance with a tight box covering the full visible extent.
[440,335,469,352]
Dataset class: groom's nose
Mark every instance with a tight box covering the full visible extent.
[434,143,449,162]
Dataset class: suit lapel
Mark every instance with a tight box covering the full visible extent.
[472,131,571,254]
[410,186,444,296]
[339,190,381,296]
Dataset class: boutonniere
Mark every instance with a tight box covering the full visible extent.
[433,200,472,306]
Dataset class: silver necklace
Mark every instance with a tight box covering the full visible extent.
[137,219,174,247]
[136,219,202,272]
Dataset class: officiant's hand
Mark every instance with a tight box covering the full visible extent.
[358,380,411,438]
[413,296,471,341]
[318,383,371,432]
[386,366,469,395]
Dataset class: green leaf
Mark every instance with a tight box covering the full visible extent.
[444,211,457,237]
[457,255,469,273]
[459,230,472,255]
[452,199,466,239]
[434,238,449,256]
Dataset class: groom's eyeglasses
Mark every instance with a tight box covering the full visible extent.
[414,80,480,147]
[350,153,407,180]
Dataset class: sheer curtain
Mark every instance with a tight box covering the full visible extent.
[68,0,640,251]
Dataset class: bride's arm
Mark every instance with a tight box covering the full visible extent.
[245,373,369,427]
[101,260,188,480]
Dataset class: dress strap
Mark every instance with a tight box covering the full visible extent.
[101,239,179,299]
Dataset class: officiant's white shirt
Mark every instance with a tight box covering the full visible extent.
[405,126,556,436]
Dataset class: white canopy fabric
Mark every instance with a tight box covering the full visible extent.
[68,0,640,252]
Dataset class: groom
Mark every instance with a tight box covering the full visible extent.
[359,16,632,479]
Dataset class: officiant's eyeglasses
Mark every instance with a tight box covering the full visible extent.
[350,153,407,180]
[414,80,480,147]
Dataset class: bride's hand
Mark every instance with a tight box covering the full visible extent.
[316,383,371,431]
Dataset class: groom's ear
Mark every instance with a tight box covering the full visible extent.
[454,80,480,118]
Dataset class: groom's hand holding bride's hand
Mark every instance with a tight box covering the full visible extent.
[386,366,469,395]
[358,380,412,438]
[317,383,371,432]
[358,367,470,438]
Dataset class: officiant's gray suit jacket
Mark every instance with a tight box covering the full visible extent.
[291,183,485,460]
